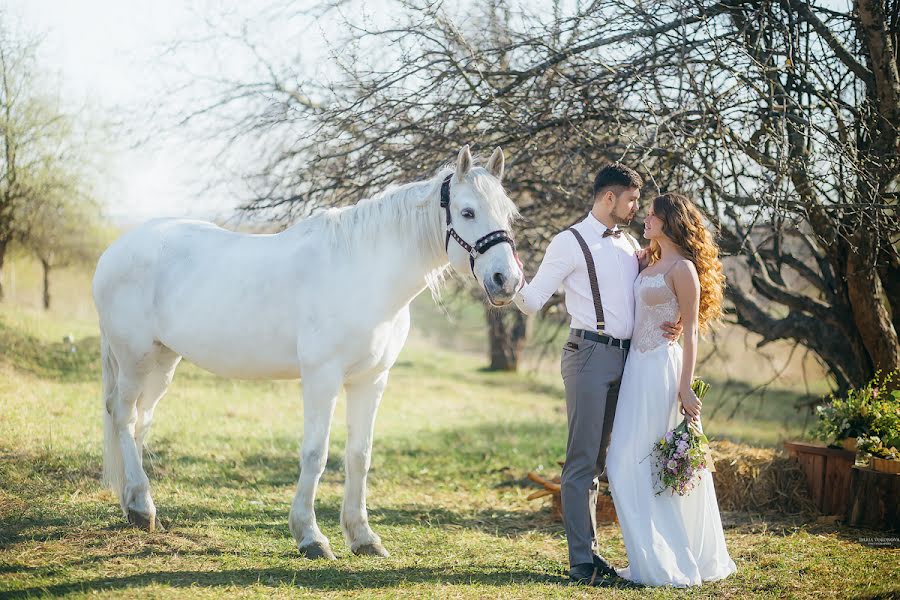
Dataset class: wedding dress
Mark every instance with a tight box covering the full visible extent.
[606,271,737,587]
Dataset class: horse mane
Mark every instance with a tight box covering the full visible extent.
[284,164,518,297]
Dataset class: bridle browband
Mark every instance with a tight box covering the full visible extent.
[440,174,516,278]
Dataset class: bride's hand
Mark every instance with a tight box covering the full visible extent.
[679,388,702,421]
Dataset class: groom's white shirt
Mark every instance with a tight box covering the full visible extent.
[514,212,639,340]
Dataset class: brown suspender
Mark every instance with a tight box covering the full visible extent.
[567,228,605,333]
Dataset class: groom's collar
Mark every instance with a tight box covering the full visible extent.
[585,212,619,237]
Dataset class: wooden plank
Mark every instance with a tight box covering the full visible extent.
[822,455,854,515]
[783,441,857,460]
[795,451,825,508]
[809,454,826,508]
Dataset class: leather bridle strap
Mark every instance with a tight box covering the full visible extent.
[440,174,516,278]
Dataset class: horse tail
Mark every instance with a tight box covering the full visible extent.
[101,328,125,509]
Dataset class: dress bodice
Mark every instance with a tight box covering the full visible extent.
[631,272,680,353]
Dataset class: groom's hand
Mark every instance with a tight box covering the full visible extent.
[660,318,683,341]
[513,252,526,291]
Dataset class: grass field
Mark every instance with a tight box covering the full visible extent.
[1,257,898,598]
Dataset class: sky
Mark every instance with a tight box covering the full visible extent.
[6,1,208,222]
[5,0,340,224]
[5,0,488,225]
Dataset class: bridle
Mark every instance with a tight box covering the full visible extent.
[440,174,516,278]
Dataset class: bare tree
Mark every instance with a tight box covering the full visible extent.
[179,0,898,389]
[18,196,105,309]
[0,14,99,302]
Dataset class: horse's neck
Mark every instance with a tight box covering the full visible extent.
[345,181,449,315]
[373,241,446,315]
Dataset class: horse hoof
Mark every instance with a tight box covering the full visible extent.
[127,509,163,532]
[299,541,336,560]
[353,543,389,557]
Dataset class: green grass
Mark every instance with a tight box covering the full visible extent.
[1,255,897,598]
[1,303,898,599]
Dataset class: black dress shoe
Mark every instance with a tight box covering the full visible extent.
[569,560,619,587]
[568,562,599,585]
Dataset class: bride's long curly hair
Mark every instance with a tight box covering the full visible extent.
[648,193,725,332]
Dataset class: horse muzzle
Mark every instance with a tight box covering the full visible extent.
[484,270,521,306]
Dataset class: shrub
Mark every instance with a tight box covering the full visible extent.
[813,371,899,448]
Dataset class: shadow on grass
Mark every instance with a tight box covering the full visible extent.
[1,565,567,596]
[154,500,562,542]
[139,420,566,492]
[0,420,566,552]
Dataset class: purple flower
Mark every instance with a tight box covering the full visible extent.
[665,431,674,443]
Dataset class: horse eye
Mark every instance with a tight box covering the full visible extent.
[461,208,475,219]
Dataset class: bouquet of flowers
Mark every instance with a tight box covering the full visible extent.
[648,379,715,496]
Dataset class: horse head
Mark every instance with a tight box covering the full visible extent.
[441,145,522,306]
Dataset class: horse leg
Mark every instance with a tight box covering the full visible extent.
[342,370,389,557]
[134,348,181,470]
[102,336,178,533]
[109,366,159,531]
[290,368,342,559]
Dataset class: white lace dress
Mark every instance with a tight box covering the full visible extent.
[606,272,736,587]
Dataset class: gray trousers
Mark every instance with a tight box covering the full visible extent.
[559,332,627,567]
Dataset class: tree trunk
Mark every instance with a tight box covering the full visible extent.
[846,236,900,377]
[0,238,7,302]
[877,254,900,336]
[40,257,50,310]
[485,307,527,371]
[856,0,900,382]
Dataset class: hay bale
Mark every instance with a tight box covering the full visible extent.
[709,440,818,515]
[527,441,818,519]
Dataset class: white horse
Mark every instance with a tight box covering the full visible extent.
[93,145,521,559]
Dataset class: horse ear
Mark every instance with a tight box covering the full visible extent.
[455,144,472,182]
[486,146,505,181]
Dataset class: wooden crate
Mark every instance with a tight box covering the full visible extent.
[549,487,618,524]
[846,466,900,531]
[527,472,617,523]
[784,441,856,515]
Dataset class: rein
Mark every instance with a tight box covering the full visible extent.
[440,174,516,278]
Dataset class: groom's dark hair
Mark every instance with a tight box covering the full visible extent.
[593,163,643,199]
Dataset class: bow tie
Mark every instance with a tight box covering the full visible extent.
[602,228,622,239]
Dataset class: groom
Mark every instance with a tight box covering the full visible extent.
[513,163,681,586]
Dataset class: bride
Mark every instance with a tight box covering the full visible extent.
[606,192,736,587]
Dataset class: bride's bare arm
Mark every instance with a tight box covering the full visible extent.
[671,260,702,421]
